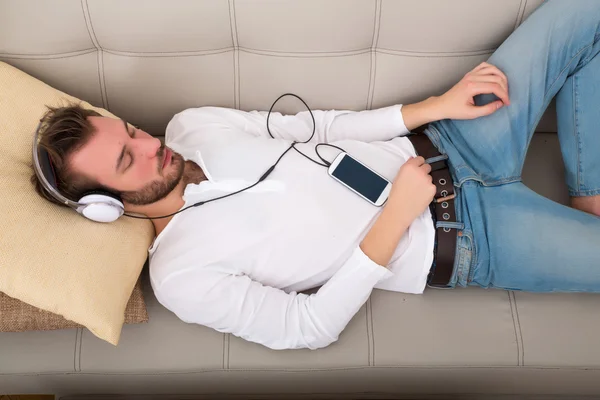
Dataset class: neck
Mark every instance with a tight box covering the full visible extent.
[127,160,206,237]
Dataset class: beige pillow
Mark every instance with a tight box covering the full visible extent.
[0,61,154,345]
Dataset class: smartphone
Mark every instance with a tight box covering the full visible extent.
[327,152,391,207]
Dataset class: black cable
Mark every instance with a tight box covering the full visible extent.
[314,142,346,167]
[124,93,345,221]
[291,145,328,167]
[266,94,347,168]
[266,93,331,168]
[124,144,296,220]
[266,93,315,141]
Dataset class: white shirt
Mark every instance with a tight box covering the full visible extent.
[149,105,435,350]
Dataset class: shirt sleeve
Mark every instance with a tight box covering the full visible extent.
[165,105,409,145]
[152,247,393,350]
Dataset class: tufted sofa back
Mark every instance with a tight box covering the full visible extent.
[0,0,549,136]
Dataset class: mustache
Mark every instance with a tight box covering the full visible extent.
[156,145,166,173]
[157,144,166,158]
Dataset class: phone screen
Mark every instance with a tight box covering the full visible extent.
[331,155,388,203]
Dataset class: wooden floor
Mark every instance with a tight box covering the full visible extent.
[0,396,54,400]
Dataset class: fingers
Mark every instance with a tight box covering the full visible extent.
[422,162,432,174]
[468,62,510,104]
[408,156,432,174]
[478,65,508,85]
[471,62,506,82]
[408,156,426,166]
[470,100,504,118]
[467,75,509,104]
[475,67,509,96]
[467,82,510,106]
[470,62,490,74]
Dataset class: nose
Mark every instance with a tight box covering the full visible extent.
[134,135,162,159]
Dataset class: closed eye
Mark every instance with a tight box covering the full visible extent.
[125,152,134,171]
[125,127,136,171]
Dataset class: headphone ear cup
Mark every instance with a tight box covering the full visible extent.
[77,190,124,223]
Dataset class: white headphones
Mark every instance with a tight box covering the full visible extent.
[32,122,125,223]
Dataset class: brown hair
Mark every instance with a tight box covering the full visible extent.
[30,103,104,207]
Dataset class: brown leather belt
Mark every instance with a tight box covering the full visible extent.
[406,132,457,287]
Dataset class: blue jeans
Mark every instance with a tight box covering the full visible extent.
[425,0,600,292]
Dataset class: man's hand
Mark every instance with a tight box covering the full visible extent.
[401,62,510,130]
[387,156,436,222]
[436,61,510,120]
[359,156,436,267]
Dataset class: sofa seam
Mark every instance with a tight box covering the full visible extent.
[1,47,501,57]
[100,51,109,110]
[81,0,108,109]
[512,291,525,366]
[78,328,84,372]
[233,0,241,110]
[73,328,78,372]
[507,291,518,366]
[249,48,372,54]
[365,299,374,366]
[0,48,499,59]
[224,333,231,370]
[49,391,600,399]
[507,291,523,366]
[366,0,378,110]
[101,48,233,58]
[0,49,97,59]
[240,48,371,59]
[73,328,82,372]
[7,365,600,377]
[377,48,495,58]
[368,0,381,110]
[228,0,240,110]
[514,0,527,30]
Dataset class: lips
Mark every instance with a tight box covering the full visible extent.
[162,148,172,170]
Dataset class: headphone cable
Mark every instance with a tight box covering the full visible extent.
[124,94,345,220]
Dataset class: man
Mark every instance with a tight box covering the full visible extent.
[32,0,600,350]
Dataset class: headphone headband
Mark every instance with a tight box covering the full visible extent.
[32,120,125,223]
[32,121,82,209]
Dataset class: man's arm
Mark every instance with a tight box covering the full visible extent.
[401,61,511,131]
[154,246,392,351]
[401,96,446,132]
[167,104,410,145]
[360,156,436,266]
[167,62,510,147]
[153,154,435,351]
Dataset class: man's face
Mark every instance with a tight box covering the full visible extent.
[70,116,185,206]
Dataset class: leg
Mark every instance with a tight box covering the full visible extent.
[464,182,600,292]
[571,196,600,216]
[429,0,600,185]
[556,52,600,216]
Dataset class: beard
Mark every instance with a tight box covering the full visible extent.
[119,147,185,206]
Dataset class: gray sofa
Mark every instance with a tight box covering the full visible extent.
[3,0,600,398]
